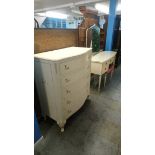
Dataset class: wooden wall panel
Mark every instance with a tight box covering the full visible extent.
[34,29,78,53]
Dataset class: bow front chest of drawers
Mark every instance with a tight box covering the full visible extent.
[34,47,92,132]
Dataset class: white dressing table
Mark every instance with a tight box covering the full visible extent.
[91,51,117,91]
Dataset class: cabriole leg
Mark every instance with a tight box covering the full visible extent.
[57,120,66,132]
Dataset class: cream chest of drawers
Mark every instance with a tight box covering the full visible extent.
[34,47,92,132]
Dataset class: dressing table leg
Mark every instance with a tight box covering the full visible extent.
[110,70,114,79]
[98,75,102,92]
[104,74,107,87]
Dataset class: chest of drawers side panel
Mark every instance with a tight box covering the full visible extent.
[34,59,60,121]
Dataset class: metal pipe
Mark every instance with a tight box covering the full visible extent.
[86,24,96,47]
[34,0,103,13]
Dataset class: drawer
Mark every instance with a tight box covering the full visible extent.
[63,85,88,119]
[91,62,102,75]
[101,61,109,74]
[104,60,109,66]
[62,77,90,99]
[61,67,90,86]
[102,66,108,74]
[60,53,91,75]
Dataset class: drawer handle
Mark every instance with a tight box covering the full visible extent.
[88,55,91,59]
[68,110,72,113]
[67,100,71,104]
[64,65,69,70]
[65,78,70,83]
[66,90,71,94]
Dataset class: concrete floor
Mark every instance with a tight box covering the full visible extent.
[35,66,121,155]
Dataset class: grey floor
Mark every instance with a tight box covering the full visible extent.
[35,66,121,155]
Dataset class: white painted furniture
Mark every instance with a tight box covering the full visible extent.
[91,51,117,91]
[34,47,92,132]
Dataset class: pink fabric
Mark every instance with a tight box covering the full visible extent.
[107,65,114,74]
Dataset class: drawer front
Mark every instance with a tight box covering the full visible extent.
[101,57,116,74]
[60,53,91,75]
[101,61,109,74]
[61,68,90,86]
[62,76,90,99]
[62,76,89,119]
[63,84,88,119]
[91,62,102,75]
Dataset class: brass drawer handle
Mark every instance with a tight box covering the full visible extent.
[64,65,69,70]
[66,90,71,94]
[65,78,70,83]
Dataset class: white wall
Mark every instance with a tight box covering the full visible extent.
[34,16,46,27]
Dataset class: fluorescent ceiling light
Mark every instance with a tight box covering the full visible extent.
[36,12,46,16]
[95,3,121,14]
[36,11,68,19]
[71,10,82,15]
[46,11,68,19]
[95,3,109,14]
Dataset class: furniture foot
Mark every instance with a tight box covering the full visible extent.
[87,95,91,102]
[57,120,66,132]
[61,128,64,132]
[87,95,90,99]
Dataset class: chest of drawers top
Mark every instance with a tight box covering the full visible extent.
[34,47,92,62]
